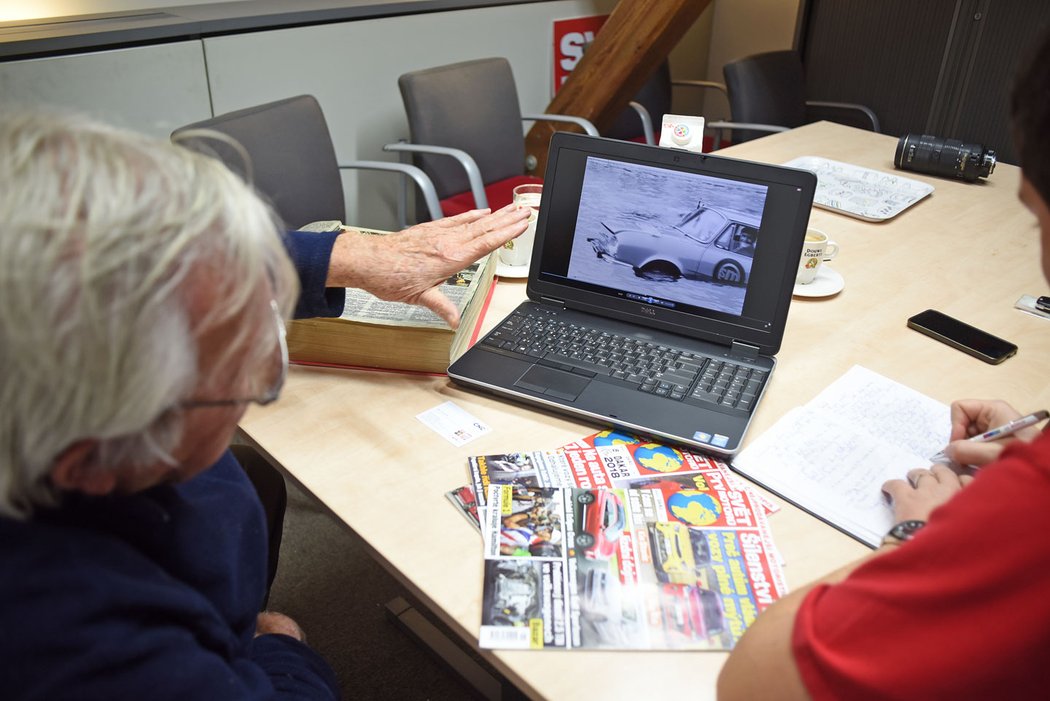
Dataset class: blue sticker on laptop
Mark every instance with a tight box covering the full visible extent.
[711,434,730,448]
[692,431,712,443]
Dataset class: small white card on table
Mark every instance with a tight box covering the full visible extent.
[416,401,491,446]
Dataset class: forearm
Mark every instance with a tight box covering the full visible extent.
[324,227,450,295]
[325,228,382,289]
[717,544,899,701]
[249,634,339,698]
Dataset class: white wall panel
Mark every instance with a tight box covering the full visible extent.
[0,41,211,137]
[203,0,616,229]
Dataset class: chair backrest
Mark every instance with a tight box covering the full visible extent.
[172,95,344,229]
[723,50,809,143]
[398,57,526,200]
[603,61,673,142]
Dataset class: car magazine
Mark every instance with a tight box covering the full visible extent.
[563,430,780,515]
[445,484,481,532]
[465,430,779,515]
[477,469,785,651]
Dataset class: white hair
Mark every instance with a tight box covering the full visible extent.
[0,109,299,519]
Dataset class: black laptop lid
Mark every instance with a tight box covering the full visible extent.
[526,133,816,355]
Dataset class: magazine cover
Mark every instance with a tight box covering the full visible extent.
[562,430,780,515]
[466,431,779,514]
[468,451,552,507]
[478,474,785,651]
[446,485,481,532]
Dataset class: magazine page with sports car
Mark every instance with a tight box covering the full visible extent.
[477,471,785,651]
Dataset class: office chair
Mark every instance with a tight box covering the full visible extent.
[602,60,752,151]
[172,95,441,230]
[722,50,880,144]
[388,57,598,219]
[601,61,672,145]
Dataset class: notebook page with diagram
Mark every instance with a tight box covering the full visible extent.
[731,365,951,547]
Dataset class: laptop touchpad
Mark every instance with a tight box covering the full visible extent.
[514,365,590,401]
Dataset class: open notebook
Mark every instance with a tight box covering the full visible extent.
[449,133,816,456]
[732,365,952,547]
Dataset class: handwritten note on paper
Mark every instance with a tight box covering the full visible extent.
[807,365,950,460]
[731,366,951,547]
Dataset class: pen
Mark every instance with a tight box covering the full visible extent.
[930,409,1049,462]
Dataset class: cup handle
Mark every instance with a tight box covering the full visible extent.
[823,242,839,260]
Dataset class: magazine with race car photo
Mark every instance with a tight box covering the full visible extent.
[445,484,482,532]
[478,469,785,651]
[465,430,779,516]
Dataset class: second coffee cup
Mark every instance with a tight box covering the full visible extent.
[795,228,839,285]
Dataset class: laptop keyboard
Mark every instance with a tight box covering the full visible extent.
[480,308,767,412]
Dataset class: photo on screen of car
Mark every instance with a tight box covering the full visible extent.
[567,156,768,317]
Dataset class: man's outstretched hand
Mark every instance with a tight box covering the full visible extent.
[327,204,530,327]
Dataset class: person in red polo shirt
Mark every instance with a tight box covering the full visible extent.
[719,27,1050,701]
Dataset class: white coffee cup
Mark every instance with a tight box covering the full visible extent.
[795,227,839,285]
[501,184,542,268]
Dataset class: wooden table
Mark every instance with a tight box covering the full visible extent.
[239,122,1050,700]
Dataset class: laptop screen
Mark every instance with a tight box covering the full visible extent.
[530,134,816,355]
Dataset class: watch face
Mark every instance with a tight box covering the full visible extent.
[890,520,926,540]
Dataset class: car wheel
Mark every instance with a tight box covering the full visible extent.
[577,491,596,505]
[638,261,680,282]
[714,261,744,285]
[575,532,595,549]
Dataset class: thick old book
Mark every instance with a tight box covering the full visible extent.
[287,226,497,374]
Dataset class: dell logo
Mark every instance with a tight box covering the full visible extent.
[640,306,656,317]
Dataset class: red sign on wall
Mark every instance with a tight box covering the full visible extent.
[552,15,609,95]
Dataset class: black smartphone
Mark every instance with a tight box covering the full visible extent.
[1037,295,1050,314]
[907,309,1017,364]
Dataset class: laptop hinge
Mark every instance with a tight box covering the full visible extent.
[539,297,565,308]
[730,340,761,361]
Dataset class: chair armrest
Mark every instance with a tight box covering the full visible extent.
[383,142,487,210]
[338,160,443,223]
[626,101,656,145]
[706,120,790,134]
[521,113,599,136]
[705,120,790,149]
[671,79,729,98]
[806,101,881,132]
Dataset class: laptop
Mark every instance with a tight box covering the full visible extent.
[449,132,816,456]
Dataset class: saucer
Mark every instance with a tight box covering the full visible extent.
[793,267,844,298]
[496,262,530,279]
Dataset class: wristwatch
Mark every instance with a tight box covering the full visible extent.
[882,519,926,545]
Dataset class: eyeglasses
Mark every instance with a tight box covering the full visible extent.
[179,299,288,409]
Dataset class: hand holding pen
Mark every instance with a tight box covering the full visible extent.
[931,404,1049,465]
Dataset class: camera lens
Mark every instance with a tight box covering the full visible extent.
[894,133,996,182]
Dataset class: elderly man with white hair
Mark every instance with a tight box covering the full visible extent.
[0,110,527,699]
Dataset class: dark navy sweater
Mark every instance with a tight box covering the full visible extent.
[0,230,345,699]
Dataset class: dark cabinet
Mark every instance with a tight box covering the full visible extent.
[797,0,1050,164]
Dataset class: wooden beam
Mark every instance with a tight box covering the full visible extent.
[525,0,712,174]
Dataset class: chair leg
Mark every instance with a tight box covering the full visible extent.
[230,444,287,608]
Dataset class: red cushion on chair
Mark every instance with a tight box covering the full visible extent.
[439,174,543,217]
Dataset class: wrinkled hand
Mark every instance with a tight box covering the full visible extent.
[943,399,1036,466]
[328,204,529,327]
[255,610,306,641]
[882,463,973,522]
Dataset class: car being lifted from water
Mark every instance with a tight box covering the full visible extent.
[587,206,759,285]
